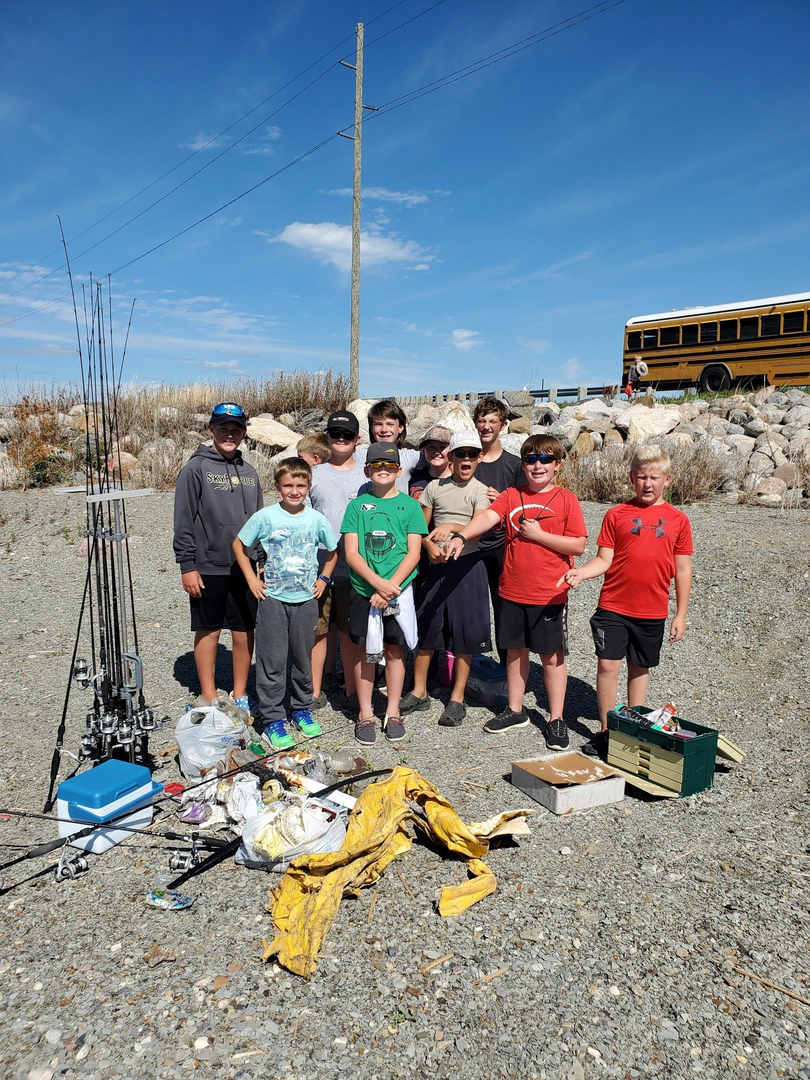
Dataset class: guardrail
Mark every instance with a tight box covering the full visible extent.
[399,385,619,408]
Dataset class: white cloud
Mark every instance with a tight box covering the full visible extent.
[271,221,431,273]
[516,337,549,355]
[179,358,243,371]
[451,329,480,351]
[561,358,583,379]
[243,125,282,155]
[328,187,449,207]
[181,132,223,152]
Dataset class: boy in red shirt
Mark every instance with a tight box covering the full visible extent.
[443,435,587,749]
[558,445,693,758]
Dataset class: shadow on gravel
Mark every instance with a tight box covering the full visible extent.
[173,645,257,697]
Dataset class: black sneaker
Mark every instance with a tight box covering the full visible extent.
[354,716,377,745]
[311,693,328,712]
[383,716,406,743]
[483,707,529,734]
[400,692,430,715]
[580,730,609,758]
[545,718,569,751]
[438,701,466,727]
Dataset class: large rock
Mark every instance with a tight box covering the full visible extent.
[724,434,756,458]
[662,432,696,451]
[626,411,658,442]
[678,402,702,422]
[580,414,612,435]
[111,450,140,480]
[612,404,680,436]
[755,430,788,451]
[548,415,581,450]
[772,463,800,487]
[767,392,789,407]
[782,404,810,428]
[604,427,625,447]
[435,399,475,433]
[753,476,787,507]
[570,432,596,457]
[502,391,535,417]
[743,417,767,437]
[246,416,300,451]
[508,416,531,435]
[758,405,785,424]
[789,429,810,454]
[745,451,776,480]
[709,394,747,416]
[531,403,560,426]
[752,384,777,406]
[785,390,810,405]
[569,399,613,423]
[498,432,528,457]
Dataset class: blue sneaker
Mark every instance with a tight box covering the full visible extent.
[292,709,322,738]
[261,721,295,751]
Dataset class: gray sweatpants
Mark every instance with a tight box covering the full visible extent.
[254,596,318,724]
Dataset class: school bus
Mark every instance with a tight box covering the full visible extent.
[623,292,810,392]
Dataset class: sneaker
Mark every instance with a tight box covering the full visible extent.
[545,718,569,751]
[229,692,255,716]
[292,709,322,738]
[580,730,609,758]
[438,701,466,728]
[355,716,377,746]
[261,721,296,751]
[383,716,406,743]
[400,692,430,715]
[483,707,529,734]
[311,693,328,712]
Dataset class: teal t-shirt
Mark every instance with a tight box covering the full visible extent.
[238,504,337,604]
[340,490,428,599]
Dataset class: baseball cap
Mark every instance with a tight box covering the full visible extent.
[365,441,401,466]
[419,425,451,448]
[449,430,482,453]
[209,402,247,428]
[326,411,360,434]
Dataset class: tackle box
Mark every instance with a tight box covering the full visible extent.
[607,706,719,798]
[57,759,163,853]
[465,655,508,710]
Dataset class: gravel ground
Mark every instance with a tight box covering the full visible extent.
[0,488,808,1080]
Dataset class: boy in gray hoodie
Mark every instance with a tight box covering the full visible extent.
[173,403,262,708]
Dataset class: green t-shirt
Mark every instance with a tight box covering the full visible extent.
[340,490,429,599]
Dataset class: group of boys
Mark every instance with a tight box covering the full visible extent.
[173,397,692,756]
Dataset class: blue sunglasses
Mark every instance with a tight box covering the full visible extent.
[212,402,245,418]
[522,453,557,465]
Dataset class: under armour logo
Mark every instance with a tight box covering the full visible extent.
[631,517,667,537]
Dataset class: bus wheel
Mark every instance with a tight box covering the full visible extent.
[699,365,731,393]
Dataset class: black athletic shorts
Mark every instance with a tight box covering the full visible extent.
[590,608,666,669]
[348,587,407,647]
[416,552,491,654]
[498,597,568,656]
[189,564,258,633]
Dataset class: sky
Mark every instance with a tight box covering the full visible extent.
[1,0,808,399]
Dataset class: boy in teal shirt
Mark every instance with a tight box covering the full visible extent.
[341,443,427,746]
[233,458,337,750]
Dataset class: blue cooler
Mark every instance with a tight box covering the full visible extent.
[465,655,508,710]
[57,760,163,853]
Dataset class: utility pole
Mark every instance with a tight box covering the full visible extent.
[340,24,365,400]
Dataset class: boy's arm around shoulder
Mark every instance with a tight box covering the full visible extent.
[669,553,692,642]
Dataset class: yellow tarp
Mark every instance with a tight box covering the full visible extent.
[263,766,498,978]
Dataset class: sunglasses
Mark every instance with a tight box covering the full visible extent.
[522,453,557,465]
[327,429,356,441]
[211,402,245,418]
[451,448,480,460]
[367,460,398,471]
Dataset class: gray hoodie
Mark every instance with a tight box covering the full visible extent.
[173,444,263,576]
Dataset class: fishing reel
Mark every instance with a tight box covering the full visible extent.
[168,849,200,872]
[135,707,156,731]
[72,658,92,690]
[54,849,89,883]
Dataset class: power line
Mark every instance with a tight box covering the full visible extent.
[0,0,428,303]
[1,0,627,329]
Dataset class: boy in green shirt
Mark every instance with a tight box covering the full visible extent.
[341,443,428,745]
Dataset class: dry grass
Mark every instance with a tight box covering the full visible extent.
[564,439,734,504]
[0,369,349,489]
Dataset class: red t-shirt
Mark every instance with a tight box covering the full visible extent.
[489,486,588,606]
[596,500,694,619]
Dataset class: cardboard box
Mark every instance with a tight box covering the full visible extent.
[511,751,625,815]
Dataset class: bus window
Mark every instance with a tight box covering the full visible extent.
[700,322,718,343]
[740,316,758,340]
[761,314,781,337]
[719,319,738,342]
[660,326,680,346]
[642,329,658,349]
[626,330,641,351]
[783,311,805,334]
[682,324,698,345]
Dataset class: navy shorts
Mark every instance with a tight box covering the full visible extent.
[498,597,568,656]
[348,587,407,647]
[189,564,258,633]
[416,552,492,654]
[590,608,666,669]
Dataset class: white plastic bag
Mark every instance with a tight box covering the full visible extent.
[236,798,346,871]
[176,706,247,778]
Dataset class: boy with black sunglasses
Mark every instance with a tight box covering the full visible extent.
[173,402,262,711]
[443,435,587,749]
[401,431,492,726]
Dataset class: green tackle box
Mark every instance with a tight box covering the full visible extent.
[607,706,719,798]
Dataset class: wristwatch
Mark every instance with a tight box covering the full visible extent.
[318,574,334,585]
